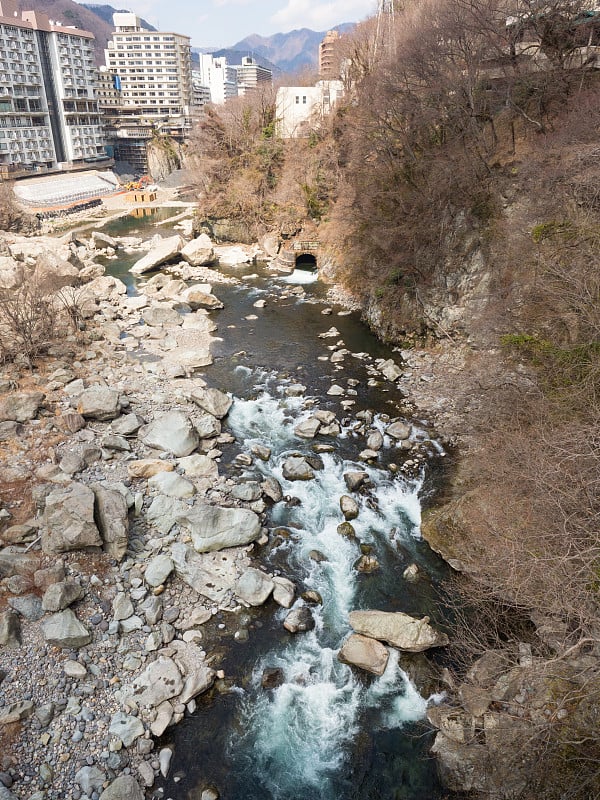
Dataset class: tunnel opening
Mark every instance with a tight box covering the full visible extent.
[295,252,317,271]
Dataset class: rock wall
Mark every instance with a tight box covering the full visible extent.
[147,137,186,182]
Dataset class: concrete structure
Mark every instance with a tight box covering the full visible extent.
[104,13,192,136]
[319,30,341,79]
[191,70,211,110]
[0,0,106,172]
[232,56,272,96]
[196,54,238,105]
[276,81,344,138]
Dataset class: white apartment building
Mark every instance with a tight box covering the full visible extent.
[232,56,272,96]
[197,54,238,105]
[0,0,105,171]
[276,81,344,138]
[191,70,211,109]
[104,13,192,135]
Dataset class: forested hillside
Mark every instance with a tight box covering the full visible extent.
[190,0,600,795]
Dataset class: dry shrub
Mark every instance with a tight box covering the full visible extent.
[0,281,84,365]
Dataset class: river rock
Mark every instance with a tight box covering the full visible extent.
[42,609,91,648]
[344,471,368,491]
[251,443,271,461]
[282,456,314,481]
[146,496,188,535]
[109,711,145,747]
[193,413,221,439]
[272,576,295,608]
[100,775,145,800]
[261,667,285,689]
[128,459,175,479]
[112,592,134,621]
[261,476,283,503]
[142,304,183,327]
[236,568,274,606]
[150,700,173,737]
[125,656,183,708]
[378,358,402,381]
[348,610,449,652]
[340,495,359,520]
[176,504,261,552]
[43,482,102,554]
[130,235,183,275]
[170,544,231,603]
[111,413,144,436]
[149,471,195,498]
[75,765,106,795]
[141,411,199,457]
[0,610,21,648]
[181,234,215,266]
[366,430,384,450]
[184,288,223,310]
[41,579,83,612]
[8,593,43,620]
[178,453,219,480]
[33,251,79,290]
[76,386,121,420]
[231,481,262,502]
[386,421,411,440]
[189,386,232,418]
[294,417,321,439]
[92,484,129,560]
[338,633,390,675]
[170,640,215,703]
[91,231,118,249]
[283,605,315,633]
[0,391,44,423]
[145,555,174,587]
[0,700,34,725]
[63,659,87,678]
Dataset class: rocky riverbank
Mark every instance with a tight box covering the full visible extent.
[0,221,451,799]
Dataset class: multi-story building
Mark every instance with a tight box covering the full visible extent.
[196,54,238,105]
[232,56,272,96]
[191,70,211,110]
[104,13,192,137]
[276,80,344,138]
[319,30,342,79]
[0,0,106,172]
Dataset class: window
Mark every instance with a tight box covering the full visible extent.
[303,96,307,104]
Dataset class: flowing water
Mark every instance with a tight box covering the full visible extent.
[103,211,450,800]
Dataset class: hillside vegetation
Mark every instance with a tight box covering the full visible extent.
[190,1,600,795]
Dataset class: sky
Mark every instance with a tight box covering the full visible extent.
[106,0,378,49]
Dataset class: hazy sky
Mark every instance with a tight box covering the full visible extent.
[105,0,378,48]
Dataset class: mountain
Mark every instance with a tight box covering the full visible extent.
[231,23,355,75]
[14,0,114,62]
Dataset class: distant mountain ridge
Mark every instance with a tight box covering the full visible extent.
[231,23,355,74]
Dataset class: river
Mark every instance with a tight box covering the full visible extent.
[102,209,450,800]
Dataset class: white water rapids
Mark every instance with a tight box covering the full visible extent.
[224,380,438,799]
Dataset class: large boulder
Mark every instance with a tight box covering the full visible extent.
[170,543,233,603]
[33,251,79,291]
[91,231,118,249]
[0,610,22,648]
[338,633,389,675]
[99,776,144,800]
[169,639,215,703]
[43,482,102,554]
[282,456,315,481]
[188,386,232,418]
[142,304,183,327]
[180,235,215,266]
[0,391,44,423]
[76,386,121,421]
[235,568,275,606]
[283,605,315,633]
[42,609,91,648]
[176,504,262,552]
[183,285,223,310]
[125,656,183,708]
[0,256,23,289]
[92,484,129,560]
[348,610,449,652]
[130,235,184,275]
[141,411,199,457]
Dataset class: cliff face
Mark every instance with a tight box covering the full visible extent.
[146,138,185,183]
